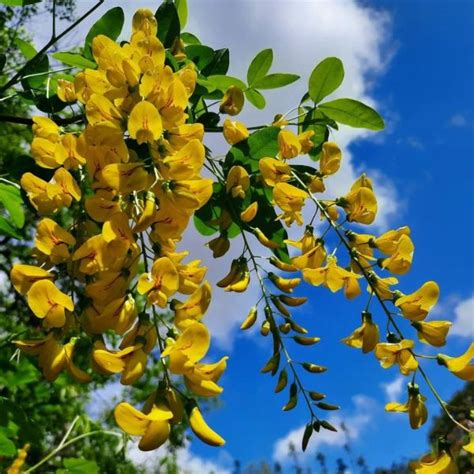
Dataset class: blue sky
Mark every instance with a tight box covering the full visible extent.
[33,0,474,471]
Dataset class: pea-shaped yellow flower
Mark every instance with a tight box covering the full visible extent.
[412,320,451,347]
[27,280,74,328]
[223,118,249,144]
[138,257,179,307]
[273,182,308,226]
[128,100,163,144]
[437,343,474,381]
[319,142,342,176]
[394,281,440,321]
[114,402,173,451]
[35,218,76,264]
[342,312,379,353]
[10,264,54,295]
[380,234,414,275]
[259,157,291,187]
[226,165,250,199]
[374,339,418,375]
[385,383,428,429]
[278,129,301,159]
[409,448,458,473]
[219,86,244,116]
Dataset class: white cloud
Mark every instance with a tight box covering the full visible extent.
[450,295,474,338]
[127,440,232,474]
[381,375,405,402]
[273,394,377,463]
[86,380,124,419]
[449,113,469,127]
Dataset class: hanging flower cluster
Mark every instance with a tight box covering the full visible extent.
[12,9,225,450]
[8,2,472,463]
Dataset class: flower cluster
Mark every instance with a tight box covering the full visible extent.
[12,9,225,450]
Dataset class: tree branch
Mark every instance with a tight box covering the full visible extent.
[0,114,84,126]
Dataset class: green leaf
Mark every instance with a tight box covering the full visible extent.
[181,32,200,45]
[175,0,188,28]
[308,57,344,104]
[185,45,214,70]
[52,52,96,69]
[202,48,229,76]
[0,183,25,228]
[15,38,36,60]
[252,73,299,90]
[0,0,41,5]
[245,88,266,109]
[318,98,385,130]
[155,1,180,48]
[247,48,273,86]
[57,458,99,474]
[207,75,246,92]
[0,433,16,457]
[0,216,22,239]
[84,7,124,59]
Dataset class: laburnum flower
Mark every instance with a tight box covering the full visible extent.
[346,231,376,272]
[86,94,124,129]
[303,256,362,299]
[175,258,208,295]
[385,383,428,429]
[35,218,76,264]
[409,447,458,474]
[259,157,291,187]
[93,341,147,385]
[291,239,327,270]
[159,139,205,181]
[99,162,150,195]
[379,234,414,275]
[128,100,163,144]
[463,433,474,455]
[437,343,474,381]
[83,294,137,335]
[298,130,315,154]
[278,129,301,159]
[15,335,90,382]
[369,274,399,300]
[120,320,158,354]
[57,79,77,102]
[342,311,379,353]
[32,116,60,141]
[114,401,173,451]
[412,320,451,347]
[207,233,230,258]
[373,226,411,254]
[286,226,318,254]
[27,280,74,328]
[85,269,136,308]
[219,85,244,116]
[394,281,440,321]
[10,264,53,294]
[240,201,258,222]
[273,182,308,226]
[319,142,342,176]
[374,339,418,375]
[226,165,250,199]
[138,257,179,307]
[223,119,249,144]
[339,174,377,224]
[162,322,227,397]
[172,281,212,330]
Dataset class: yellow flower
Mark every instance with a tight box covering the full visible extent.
[35,218,76,264]
[176,258,208,294]
[369,275,399,300]
[463,433,474,455]
[409,448,458,474]
[57,79,77,103]
[219,85,244,115]
[85,195,121,222]
[226,165,250,199]
[120,320,157,354]
[259,157,291,187]
[132,8,158,36]
[31,137,62,169]
[385,383,428,429]
[303,256,362,298]
[137,257,179,307]
[223,119,249,144]
[160,139,205,181]
[394,281,440,321]
[379,234,414,275]
[437,343,474,381]
[114,402,173,451]
[240,201,258,222]
[298,130,315,154]
[27,280,74,328]
[273,182,308,226]
[32,116,60,141]
[99,162,150,194]
[86,94,124,129]
[207,233,230,258]
[278,129,301,159]
[10,264,53,295]
[412,320,451,347]
[319,142,342,176]
[172,281,212,330]
[128,100,163,144]
[93,342,147,385]
[346,231,376,272]
[340,176,378,225]
[342,311,379,353]
[15,335,90,382]
[374,339,418,375]
[373,226,411,255]
[292,240,326,270]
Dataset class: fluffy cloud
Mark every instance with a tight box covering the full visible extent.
[381,375,405,402]
[273,394,377,463]
[450,295,474,338]
[127,440,232,474]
